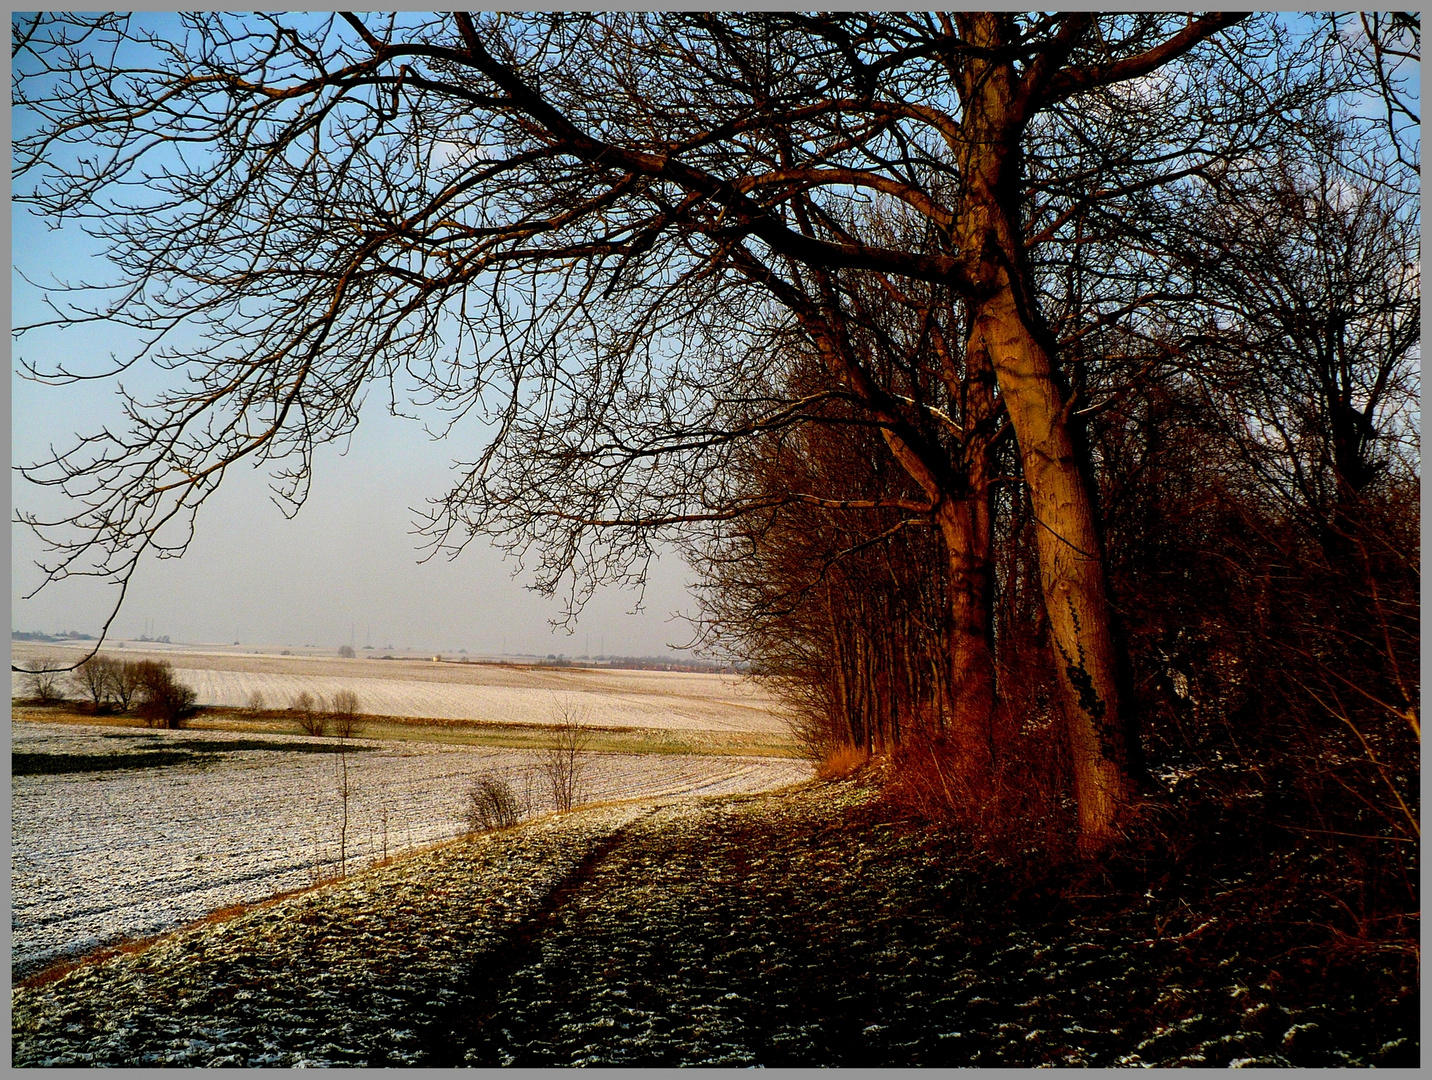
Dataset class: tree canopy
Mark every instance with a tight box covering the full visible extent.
[12,12,1418,851]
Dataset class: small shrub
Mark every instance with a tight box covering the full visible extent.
[292,691,326,736]
[330,688,362,738]
[246,689,266,713]
[133,659,199,729]
[338,644,355,658]
[22,657,67,704]
[463,773,524,833]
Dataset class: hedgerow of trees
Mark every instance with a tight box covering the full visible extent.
[11,14,1417,861]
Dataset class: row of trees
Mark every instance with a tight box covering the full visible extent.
[289,689,365,739]
[26,655,198,729]
[12,13,1418,853]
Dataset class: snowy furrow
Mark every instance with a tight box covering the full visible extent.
[11,722,810,978]
[13,802,668,1067]
[10,644,790,734]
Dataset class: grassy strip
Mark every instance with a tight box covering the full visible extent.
[162,738,376,755]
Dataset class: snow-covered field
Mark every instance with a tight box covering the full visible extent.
[10,643,787,734]
[11,721,811,978]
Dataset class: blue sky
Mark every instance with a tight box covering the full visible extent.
[11,205,700,656]
[11,11,1416,654]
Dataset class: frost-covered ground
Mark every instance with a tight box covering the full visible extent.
[11,721,809,978]
[10,643,787,733]
[12,776,1414,1068]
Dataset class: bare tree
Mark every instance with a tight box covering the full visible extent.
[108,660,144,712]
[541,703,592,814]
[69,655,118,711]
[329,689,363,739]
[21,656,67,704]
[12,13,1408,847]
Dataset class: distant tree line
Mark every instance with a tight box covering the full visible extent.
[12,13,1417,862]
[22,654,199,729]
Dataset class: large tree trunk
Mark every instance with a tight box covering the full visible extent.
[933,496,996,789]
[953,12,1132,849]
[970,286,1132,849]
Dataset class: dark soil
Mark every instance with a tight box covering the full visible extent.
[12,740,375,776]
[11,776,1418,1067]
[422,780,1416,1067]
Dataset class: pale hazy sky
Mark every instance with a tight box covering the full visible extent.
[11,193,703,658]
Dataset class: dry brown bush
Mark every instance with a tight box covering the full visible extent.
[132,659,198,729]
[462,773,525,833]
[884,669,1078,864]
[816,743,869,780]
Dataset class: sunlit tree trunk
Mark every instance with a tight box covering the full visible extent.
[970,287,1131,848]
[955,13,1132,849]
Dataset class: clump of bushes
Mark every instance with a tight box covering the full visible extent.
[289,688,364,737]
[132,659,199,729]
[462,773,525,833]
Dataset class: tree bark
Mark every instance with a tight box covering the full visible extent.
[953,12,1132,848]
[933,496,996,791]
[970,287,1131,849]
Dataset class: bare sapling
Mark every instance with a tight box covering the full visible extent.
[334,739,353,878]
[541,702,592,813]
[246,689,266,714]
[378,783,390,864]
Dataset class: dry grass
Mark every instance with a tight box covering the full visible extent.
[883,726,1076,864]
[816,743,870,780]
[9,704,800,757]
